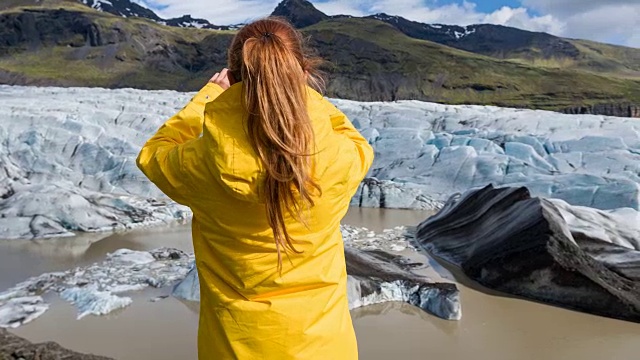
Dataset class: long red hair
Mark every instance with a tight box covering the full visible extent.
[227,17,324,271]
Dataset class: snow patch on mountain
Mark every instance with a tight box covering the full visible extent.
[77,0,230,30]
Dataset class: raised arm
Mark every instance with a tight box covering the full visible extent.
[136,82,225,205]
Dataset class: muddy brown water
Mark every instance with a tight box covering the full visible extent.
[2,208,640,360]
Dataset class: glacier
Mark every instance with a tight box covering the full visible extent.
[2,85,640,239]
[3,84,640,325]
[338,99,640,211]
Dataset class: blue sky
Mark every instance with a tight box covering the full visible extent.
[138,0,640,47]
[471,0,522,13]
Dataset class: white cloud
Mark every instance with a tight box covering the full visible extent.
[314,0,563,35]
[521,0,640,46]
[139,0,639,48]
[522,0,639,16]
[145,0,280,24]
[315,0,481,24]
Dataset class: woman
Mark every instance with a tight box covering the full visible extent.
[137,17,374,359]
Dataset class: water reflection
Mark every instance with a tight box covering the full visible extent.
[0,207,433,290]
[342,207,435,232]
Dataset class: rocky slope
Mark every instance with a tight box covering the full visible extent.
[562,103,640,117]
[0,0,638,114]
[365,13,581,61]
[1,328,113,360]
[272,0,328,28]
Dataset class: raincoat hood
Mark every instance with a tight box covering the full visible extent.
[201,82,333,204]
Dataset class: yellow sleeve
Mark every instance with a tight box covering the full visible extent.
[324,99,375,191]
[136,83,225,205]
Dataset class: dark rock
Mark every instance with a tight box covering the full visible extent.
[150,247,188,260]
[562,103,640,118]
[0,328,113,360]
[271,0,329,28]
[0,10,127,54]
[416,185,640,322]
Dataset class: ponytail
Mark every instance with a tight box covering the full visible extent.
[228,18,324,272]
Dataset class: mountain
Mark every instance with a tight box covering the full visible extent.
[0,0,639,116]
[271,3,640,81]
[163,15,227,29]
[272,0,329,28]
[80,0,230,29]
[365,13,580,60]
[81,0,161,21]
[364,13,640,78]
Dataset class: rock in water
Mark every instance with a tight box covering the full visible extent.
[173,247,462,321]
[416,185,640,322]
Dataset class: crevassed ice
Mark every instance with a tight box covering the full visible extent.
[1,85,640,239]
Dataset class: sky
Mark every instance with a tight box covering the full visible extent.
[138,0,640,47]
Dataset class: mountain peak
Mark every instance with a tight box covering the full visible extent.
[81,0,161,21]
[163,14,229,30]
[78,0,229,30]
[271,0,328,28]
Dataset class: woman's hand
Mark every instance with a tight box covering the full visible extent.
[209,68,234,90]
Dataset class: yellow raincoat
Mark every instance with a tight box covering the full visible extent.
[137,82,374,359]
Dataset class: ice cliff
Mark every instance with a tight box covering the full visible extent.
[2,85,640,239]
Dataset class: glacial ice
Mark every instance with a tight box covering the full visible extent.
[551,199,640,251]
[2,85,640,238]
[0,296,48,329]
[0,85,192,239]
[333,98,640,210]
[60,286,133,319]
[0,247,193,327]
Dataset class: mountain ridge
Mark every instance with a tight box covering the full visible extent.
[0,0,638,117]
[79,0,234,29]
